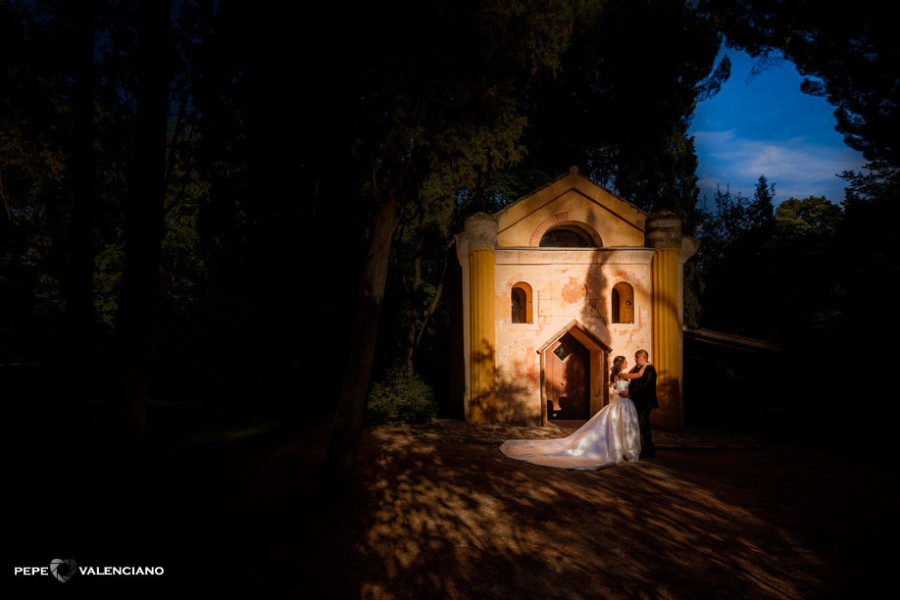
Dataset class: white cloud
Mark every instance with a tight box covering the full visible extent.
[691,129,737,145]
[693,130,867,202]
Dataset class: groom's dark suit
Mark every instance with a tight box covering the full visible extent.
[628,363,658,458]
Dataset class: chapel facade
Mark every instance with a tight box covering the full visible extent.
[453,167,698,430]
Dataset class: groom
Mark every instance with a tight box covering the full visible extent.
[620,349,657,458]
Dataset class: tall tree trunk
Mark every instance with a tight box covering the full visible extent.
[113,0,171,454]
[57,0,96,447]
[405,207,424,377]
[319,192,400,499]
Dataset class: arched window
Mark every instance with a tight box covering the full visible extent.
[511,282,533,324]
[611,282,634,324]
[539,225,595,248]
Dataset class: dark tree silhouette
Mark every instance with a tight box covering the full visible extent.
[317,0,582,498]
[57,0,98,438]
[712,0,900,169]
[5,0,896,480]
[503,0,728,224]
[113,0,172,453]
[712,2,900,443]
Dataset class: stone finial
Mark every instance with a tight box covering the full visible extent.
[645,210,682,249]
[464,212,499,248]
[568,165,579,175]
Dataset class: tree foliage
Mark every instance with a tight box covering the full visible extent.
[8,0,898,468]
[481,0,730,229]
[712,0,900,170]
[698,1,900,451]
[775,194,843,237]
[2,1,731,437]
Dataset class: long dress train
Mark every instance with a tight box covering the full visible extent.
[499,379,641,470]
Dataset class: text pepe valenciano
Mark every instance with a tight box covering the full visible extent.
[14,564,165,577]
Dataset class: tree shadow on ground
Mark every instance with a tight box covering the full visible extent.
[260,422,898,599]
[10,419,897,598]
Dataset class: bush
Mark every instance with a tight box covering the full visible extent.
[366,369,438,426]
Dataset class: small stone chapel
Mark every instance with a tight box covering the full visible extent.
[453,167,698,430]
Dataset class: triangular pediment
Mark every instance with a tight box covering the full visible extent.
[536,319,613,354]
[493,168,647,248]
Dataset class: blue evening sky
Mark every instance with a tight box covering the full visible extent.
[688,47,868,207]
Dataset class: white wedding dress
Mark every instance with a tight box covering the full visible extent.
[499,378,641,469]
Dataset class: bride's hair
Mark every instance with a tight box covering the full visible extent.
[610,356,626,386]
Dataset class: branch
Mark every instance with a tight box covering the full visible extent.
[414,239,454,349]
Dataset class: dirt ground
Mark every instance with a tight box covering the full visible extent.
[10,419,900,598]
[294,421,898,599]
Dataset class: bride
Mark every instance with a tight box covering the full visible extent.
[499,356,644,469]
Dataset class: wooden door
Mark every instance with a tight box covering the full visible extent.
[544,333,589,420]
